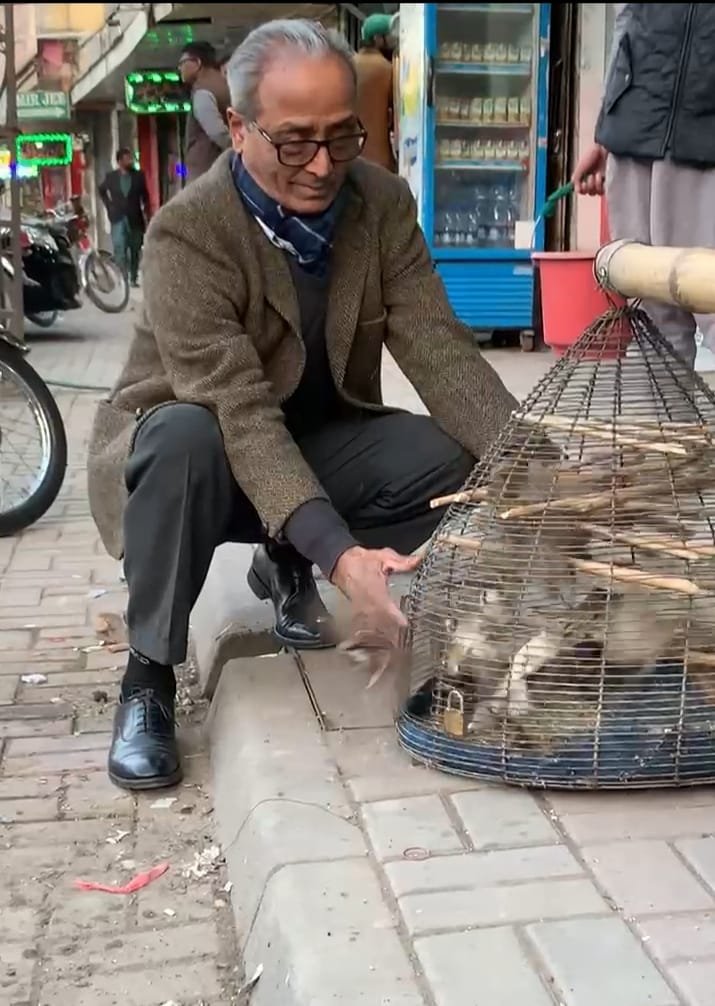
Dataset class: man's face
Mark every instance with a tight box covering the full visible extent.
[178,52,200,86]
[118,152,133,171]
[228,51,360,214]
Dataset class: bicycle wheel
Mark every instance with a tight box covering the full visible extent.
[0,340,67,535]
[83,250,130,314]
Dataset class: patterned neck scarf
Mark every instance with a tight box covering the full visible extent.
[231,153,342,279]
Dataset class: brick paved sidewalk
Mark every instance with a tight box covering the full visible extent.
[0,386,242,1005]
[213,648,715,1006]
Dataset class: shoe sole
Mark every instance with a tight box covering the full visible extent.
[247,567,337,651]
[108,766,184,792]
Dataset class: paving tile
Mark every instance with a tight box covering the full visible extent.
[327,726,481,802]
[415,928,554,1006]
[45,921,219,978]
[582,840,714,914]
[677,837,715,893]
[558,806,715,844]
[1,748,108,777]
[399,878,606,936]
[37,959,224,1006]
[668,961,715,1006]
[361,795,464,860]
[636,913,715,963]
[0,940,35,1001]
[0,674,18,704]
[450,787,558,850]
[526,917,678,1006]
[0,797,59,823]
[386,844,583,899]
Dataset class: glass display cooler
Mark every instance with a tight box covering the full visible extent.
[397,3,551,340]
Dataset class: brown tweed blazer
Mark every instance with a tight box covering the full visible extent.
[87,151,518,560]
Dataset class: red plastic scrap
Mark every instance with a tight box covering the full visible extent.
[74,862,169,894]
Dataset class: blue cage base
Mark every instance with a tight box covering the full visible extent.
[397,662,715,790]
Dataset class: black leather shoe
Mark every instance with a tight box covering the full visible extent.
[108,689,183,791]
[247,542,336,649]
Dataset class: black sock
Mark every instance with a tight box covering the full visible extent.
[120,649,176,702]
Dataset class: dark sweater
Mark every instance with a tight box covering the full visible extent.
[281,259,358,576]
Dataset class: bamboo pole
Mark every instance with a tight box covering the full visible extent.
[596,240,715,314]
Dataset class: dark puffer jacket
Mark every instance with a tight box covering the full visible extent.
[596,4,715,167]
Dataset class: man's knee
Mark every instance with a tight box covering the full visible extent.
[379,413,474,502]
[403,414,473,484]
[131,403,224,469]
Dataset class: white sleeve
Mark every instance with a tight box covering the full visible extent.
[192,89,231,149]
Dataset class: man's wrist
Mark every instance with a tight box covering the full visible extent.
[283,499,357,578]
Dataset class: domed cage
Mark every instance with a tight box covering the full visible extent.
[398,301,715,789]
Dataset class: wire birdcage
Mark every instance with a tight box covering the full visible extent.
[398,303,715,789]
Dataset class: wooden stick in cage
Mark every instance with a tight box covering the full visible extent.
[687,650,715,667]
[579,523,715,560]
[437,533,706,595]
[429,487,488,509]
[521,415,697,457]
[568,557,705,595]
[499,477,714,520]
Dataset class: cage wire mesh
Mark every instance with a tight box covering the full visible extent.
[398,304,715,789]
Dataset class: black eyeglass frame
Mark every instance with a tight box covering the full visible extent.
[250,120,368,167]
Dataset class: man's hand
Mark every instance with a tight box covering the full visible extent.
[571,143,608,197]
[332,545,422,686]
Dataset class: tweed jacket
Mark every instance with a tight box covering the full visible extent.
[87,151,518,560]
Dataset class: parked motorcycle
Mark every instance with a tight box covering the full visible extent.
[0,199,130,328]
[0,327,67,535]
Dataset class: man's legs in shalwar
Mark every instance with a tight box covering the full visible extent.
[606,155,715,371]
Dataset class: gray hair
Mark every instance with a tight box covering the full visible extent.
[227,19,356,118]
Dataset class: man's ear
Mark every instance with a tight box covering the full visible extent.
[227,107,248,152]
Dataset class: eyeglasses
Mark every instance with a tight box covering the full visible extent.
[251,121,368,167]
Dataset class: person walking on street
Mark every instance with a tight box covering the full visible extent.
[98,148,151,288]
[572,3,715,370]
[353,13,397,173]
[179,41,231,182]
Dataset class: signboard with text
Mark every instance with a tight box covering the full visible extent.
[17,91,71,121]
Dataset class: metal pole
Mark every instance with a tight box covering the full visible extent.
[3,3,23,344]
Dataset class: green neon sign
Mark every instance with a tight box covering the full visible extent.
[16,132,73,167]
[125,70,192,115]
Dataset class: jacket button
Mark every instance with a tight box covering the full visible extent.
[625,73,630,83]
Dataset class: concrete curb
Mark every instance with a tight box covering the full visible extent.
[190,543,347,697]
[208,653,426,1005]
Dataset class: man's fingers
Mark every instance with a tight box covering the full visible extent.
[381,550,422,574]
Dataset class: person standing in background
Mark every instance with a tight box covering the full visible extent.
[178,41,232,183]
[353,13,397,173]
[572,3,715,370]
[98,148,151,288]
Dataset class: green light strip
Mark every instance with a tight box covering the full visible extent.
[16,132,73,167]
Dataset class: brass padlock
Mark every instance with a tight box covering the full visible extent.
[443,689,465,737]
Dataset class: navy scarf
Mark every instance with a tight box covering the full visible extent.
[231,153,342,279]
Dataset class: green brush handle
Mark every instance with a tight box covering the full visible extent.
[536,181,575,222]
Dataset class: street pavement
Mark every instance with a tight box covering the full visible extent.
[3,300,715,1005]
[0,303,243,1005]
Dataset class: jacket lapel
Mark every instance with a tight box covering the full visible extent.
[326,178,370,386]
[253,222,301,335]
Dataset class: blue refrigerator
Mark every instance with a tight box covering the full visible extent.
[397,2,551,338]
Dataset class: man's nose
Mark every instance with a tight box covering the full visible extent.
[307,145,334,177]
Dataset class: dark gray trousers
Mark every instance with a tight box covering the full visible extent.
[124,403,474,665]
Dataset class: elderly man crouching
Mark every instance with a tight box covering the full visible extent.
[87,18,517,790]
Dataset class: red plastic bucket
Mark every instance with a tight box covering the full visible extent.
[532,251,629,359]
